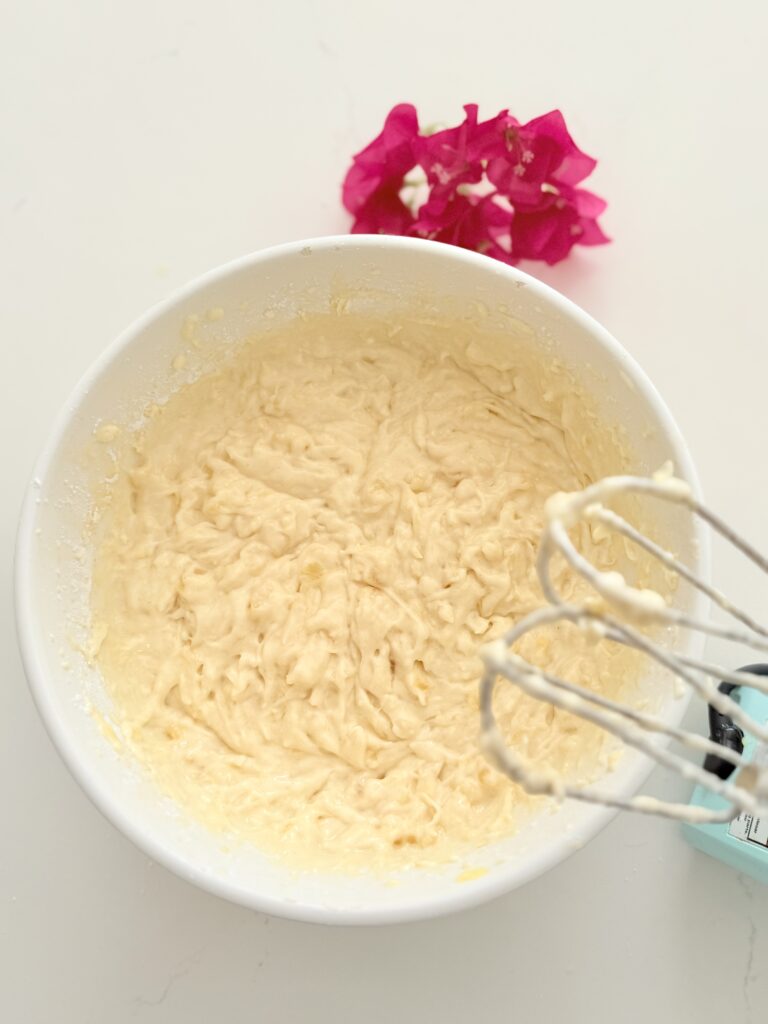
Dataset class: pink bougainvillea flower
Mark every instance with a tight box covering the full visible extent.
[510,186,609,264]
[342,103,419,233]
[486,109,598,210]
[346,180,417,235]
[340,103,609,266]
[414,104,513,195]
[413,190,514,262]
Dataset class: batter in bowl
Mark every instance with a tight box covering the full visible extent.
[91,309,644,871]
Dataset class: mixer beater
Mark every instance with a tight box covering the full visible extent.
[479,468,768,826]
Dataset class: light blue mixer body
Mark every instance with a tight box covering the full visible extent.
[683,684,768,884]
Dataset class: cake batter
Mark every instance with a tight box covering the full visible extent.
[91,310,641,870]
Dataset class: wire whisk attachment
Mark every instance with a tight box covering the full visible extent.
[480,470,768,824]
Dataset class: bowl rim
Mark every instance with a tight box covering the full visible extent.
[14,234,710,925]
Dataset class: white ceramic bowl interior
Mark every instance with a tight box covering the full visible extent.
[16,236,708,924]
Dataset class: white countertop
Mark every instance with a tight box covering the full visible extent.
[3,2,767,1020]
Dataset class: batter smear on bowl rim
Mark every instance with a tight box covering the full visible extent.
[90,309,653,871]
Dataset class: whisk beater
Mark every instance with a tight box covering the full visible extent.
[479,469,768,825]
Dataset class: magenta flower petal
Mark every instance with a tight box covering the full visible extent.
[577,217,611,246]
[349,184,416,235]
[342,103,419,216]
[574,188,607,218]
[487,108,599,210]
[485,155,544,210]
[415,105,514,195]
[511,204,577,264]
[522,109,597,187]
[510,185,609,264]
[413,192,513,259]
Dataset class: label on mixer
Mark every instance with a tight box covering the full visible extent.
[729,813,768,847]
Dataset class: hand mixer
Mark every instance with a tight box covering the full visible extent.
[479,468,768,882]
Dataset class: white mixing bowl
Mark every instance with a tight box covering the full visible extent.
[15,236,707,924]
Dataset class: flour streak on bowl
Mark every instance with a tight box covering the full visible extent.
[14,236,708,924]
